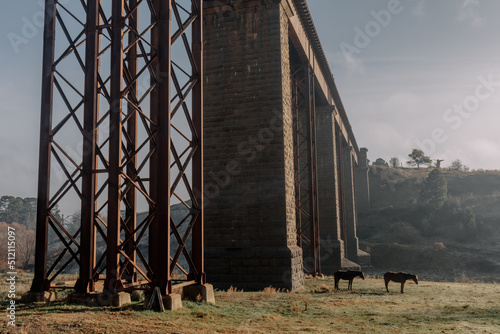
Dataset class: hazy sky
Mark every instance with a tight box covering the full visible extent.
[307,0,500,169]
[1,0,500,200]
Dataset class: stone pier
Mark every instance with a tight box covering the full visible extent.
[203,0,303,291]
[202,0,370,289]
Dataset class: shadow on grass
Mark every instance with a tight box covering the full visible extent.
[332,290,387,296]
[6,300,149,315]
[13,301,101,313]
[354,291,387,296]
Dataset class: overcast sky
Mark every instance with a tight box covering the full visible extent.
[308,0,500,169]
[1,0,499,200]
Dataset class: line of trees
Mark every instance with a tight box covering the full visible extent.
[0,222,35,270]
[0,195,64,271]
[371,148,470,171]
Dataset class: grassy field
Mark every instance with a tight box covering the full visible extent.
[2,275,500,334]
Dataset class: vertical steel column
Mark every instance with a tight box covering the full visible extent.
[105,0,125,293]
[150,0,172,295]
[306,67,321,275]
[32,0,56,293]
[191,0,205,285]
[148,0,159,284]
[124,0,138,283]
[77,0,100,294]
[292,64,321,276]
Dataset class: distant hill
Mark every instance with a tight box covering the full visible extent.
[358,166,500,282]
[136,201,193,276]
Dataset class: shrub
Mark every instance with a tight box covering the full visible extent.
[419,169,448,210]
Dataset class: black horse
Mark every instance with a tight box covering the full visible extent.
[384,271,418,293]
[334,270,365,290]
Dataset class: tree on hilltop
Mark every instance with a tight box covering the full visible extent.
[373,158,389,167]
[407,149,432,169]
[450,159,469,172]
[389,157,400,168]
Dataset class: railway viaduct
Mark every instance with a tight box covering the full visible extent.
[203,0,370,291]
[29,0,370,307]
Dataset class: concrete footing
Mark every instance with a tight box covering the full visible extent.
[206,246,304,291]
[320,239,344,275]
[106,292,131,307]
[28,285,214,311]
[144,284,216,311]
[22,291,57,303]
[339,248,372,271]
[66,292,96,306]
[182,284,216,304]
[356,249,372,267]
[164,294,182,311]
[65,291,131,307]
[65,291,132,307]
[144,292,183,311]
[341,258,361,271]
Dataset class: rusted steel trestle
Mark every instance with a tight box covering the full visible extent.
[31,0,204,297]
[292,64,321,276]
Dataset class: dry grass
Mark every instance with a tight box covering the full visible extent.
[2,276,500,333]
[249,286,281,301]
[0,272,33,300]
[218,285,244,301]
[261,286,278,299]
[313,284,333,293]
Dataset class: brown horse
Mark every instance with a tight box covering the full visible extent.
[384,272,418,293]
[334,270,365,290]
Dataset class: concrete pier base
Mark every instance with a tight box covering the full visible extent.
[66,292,97,306]
[183,284,216,304]
[356,249,372,267]
[164,294,182,311]
[319,239,343,275]
[22,291,57,303]
[95,292,131,307]
[341,258,361,271]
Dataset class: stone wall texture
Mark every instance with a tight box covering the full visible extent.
[342,146,360,261]
[203,0,303,291]
[316,108,344,273]
[355,148,371,213]
[202,0,369,289]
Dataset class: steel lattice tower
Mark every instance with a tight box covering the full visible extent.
[31,0,204,298]
[292,64,321,276]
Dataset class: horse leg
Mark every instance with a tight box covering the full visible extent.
[348,279,352,290]
[385,279,389,292]
[335,277,339,290]
[401,281,405,294]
